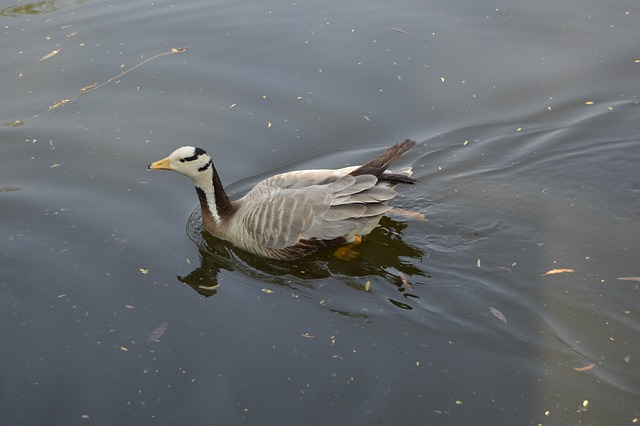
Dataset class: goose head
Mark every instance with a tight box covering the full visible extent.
[149,146,233,225]
[148,146,213,180]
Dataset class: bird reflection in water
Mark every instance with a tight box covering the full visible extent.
[179,208,428,305]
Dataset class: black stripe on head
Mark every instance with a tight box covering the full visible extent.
[182,147,207,163]
[198,159,213,172]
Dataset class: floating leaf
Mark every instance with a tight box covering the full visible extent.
[148,322,168,342]
[261,288,273,294]
[574,363,595,372]
[489,307,507,324]
[80,84,97,92]
[40,49,60,62]
[389,27,408,34]
[301,333,315,339]
[139,268,149,275]
[542,268,575,276]
[0,187,20,193]
[365,280,370,291]
[2,120,24,127]
[400,274,412,290]
[616,277,640,282]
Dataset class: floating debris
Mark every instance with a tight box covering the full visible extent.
[542,268,575,276]
[3,47,188,129]
[0,187,20,193]
[389,27,408,34]
[39,49,60,62]
[400,273,412,290]
[489,307,507,324]
[148,322,168,342]
[574,363,595,372]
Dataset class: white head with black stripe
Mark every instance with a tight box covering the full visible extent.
[148,146,213,180]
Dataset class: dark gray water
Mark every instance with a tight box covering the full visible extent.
[2,0,639,424]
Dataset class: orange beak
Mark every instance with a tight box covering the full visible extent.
[148,156,171,170]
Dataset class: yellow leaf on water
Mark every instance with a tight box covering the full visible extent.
[139,268,149,275]
[261,288,273,294]
[542,268,575,276]
[40,49,60,62]
[365,280,371,291]
[573,363,595,372]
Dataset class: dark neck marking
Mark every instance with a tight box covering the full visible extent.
[194,162,236,224]
[211,166,235,216]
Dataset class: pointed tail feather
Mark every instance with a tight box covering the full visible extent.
[350,139,416,178]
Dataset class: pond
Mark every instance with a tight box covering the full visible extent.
[1,0,639,424]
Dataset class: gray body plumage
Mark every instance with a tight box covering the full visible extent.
[149,139,417,260]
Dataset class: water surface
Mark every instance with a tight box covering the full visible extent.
[1,0,639,424]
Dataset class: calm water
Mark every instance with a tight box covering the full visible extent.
[2,0,639,424]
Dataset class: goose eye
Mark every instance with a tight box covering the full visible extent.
[179,159,186,163]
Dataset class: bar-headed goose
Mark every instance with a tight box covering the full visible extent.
[149,139,417,260]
